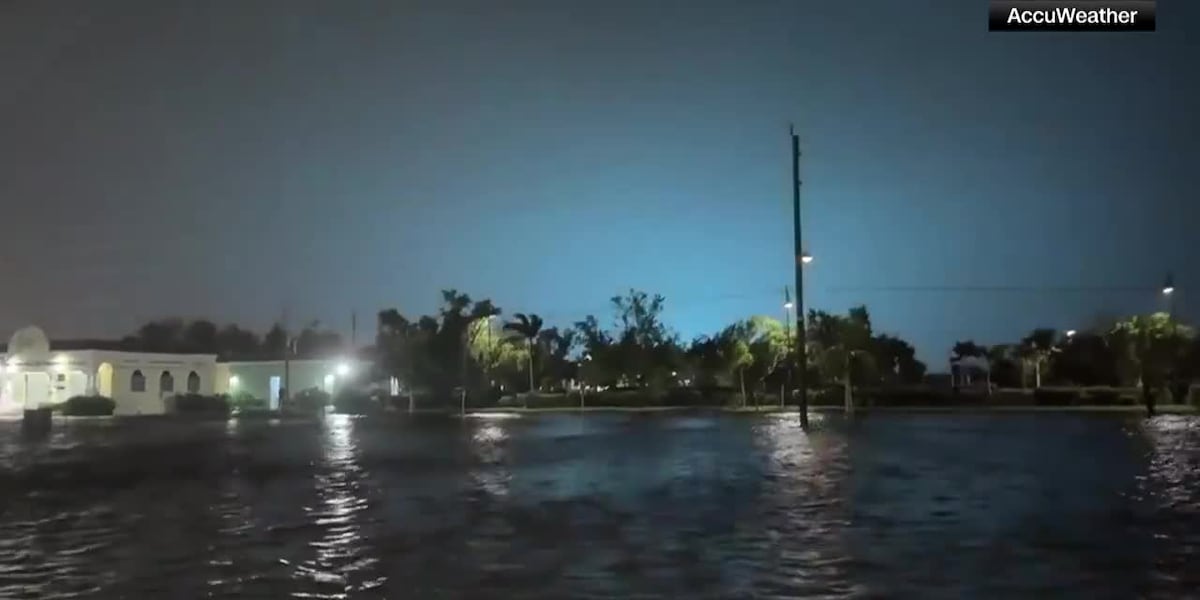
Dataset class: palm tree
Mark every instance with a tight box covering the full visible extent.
[984,344,1010,394]
[1019,329,1057,388]
[504,313,544,404]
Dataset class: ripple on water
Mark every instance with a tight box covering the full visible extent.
[0,413,1197,598]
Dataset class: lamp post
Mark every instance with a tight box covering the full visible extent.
[783,295,793,409]
[1162,273,1175,319]
[579,353,592,410]
[782,253,814,412]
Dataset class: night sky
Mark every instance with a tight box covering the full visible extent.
[2,1,1196,367]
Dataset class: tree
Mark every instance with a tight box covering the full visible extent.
[294,320,344,358]
[215,324,261,359]
[467,317,526,394]
[871,335,926,385]
[685,335,731,389]
[1050,332,1120,387]
[713,325,754,405]
[984,344,1016,390]
[536,327,578,390]
[263,323,289,357]
[807,306,874,411]
[377,309,420,410]
[610,289,671,385]
[574,315,617,389]
[950,340,985,387]
[124,318,186,352]
[723,316,789,406]
[181,320,219,354]
[1110,313,1193,415]
[504,313,544,395]
[1019,328,1057,388]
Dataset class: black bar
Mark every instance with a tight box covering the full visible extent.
[990,1,1155,32]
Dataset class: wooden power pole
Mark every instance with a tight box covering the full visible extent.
[791,126,809,429]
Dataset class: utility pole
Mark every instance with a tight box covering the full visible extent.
[791,126,809,429]
[783,285,792,408]
[282,306,292,410]
[351,310,358,349]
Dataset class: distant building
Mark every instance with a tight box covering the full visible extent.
[215,358,366,410]
[0,325,363,416]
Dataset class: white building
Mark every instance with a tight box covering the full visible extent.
[215,358,365,410]
[0,325,365,416]
[0,326,216,416]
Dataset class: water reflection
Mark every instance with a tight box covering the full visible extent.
[291,415,373,598]
[0,413,1197,597]
[469,414,512,498]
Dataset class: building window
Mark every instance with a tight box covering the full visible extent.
[187,371,200,393]
[160,371,174,393]
[131,370,146,392]
[56,373,66,382]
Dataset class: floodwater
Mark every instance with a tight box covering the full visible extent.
[0,412,1197,599]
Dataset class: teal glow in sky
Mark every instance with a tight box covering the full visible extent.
[1,0,1196,366]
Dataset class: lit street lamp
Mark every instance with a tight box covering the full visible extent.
[1162,273,1176,319]
[1066,330,1077,338]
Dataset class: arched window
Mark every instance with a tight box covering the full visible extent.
[187,371,200,393]
[160,371,174,393]
[130,370,146,392]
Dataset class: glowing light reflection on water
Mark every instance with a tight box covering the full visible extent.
[0,412,1196,598]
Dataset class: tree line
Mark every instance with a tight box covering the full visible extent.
[950,312,1199,412]
[374,288,927,406]
[102,318,345,359]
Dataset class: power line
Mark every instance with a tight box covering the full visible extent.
[828,285,1166,294]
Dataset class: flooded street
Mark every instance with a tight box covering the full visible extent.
[0,412,1197,599]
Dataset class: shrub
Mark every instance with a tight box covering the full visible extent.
[332,391,381,415]
[662,387,705,407]
[172,393,232,416]
[1033,389,1082,406]
[229,392,267,412]
[809,387,842,407]
[1086,390,1125,406]
[1169,382,1192,406]
[857,387,965,407]
[287,388,331,414]
[61,395,116,416]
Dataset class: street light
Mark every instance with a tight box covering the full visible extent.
[801,253,814,264]
[1066,330,1077,338]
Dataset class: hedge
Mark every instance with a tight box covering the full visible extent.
[1033,389,1083,406]
[172,393,232,416]
[229,392,267,411]
[61,395,116,416]
[332,391,382,415]
[286,388,331,413]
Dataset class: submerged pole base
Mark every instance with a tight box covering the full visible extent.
[22,408,53,437]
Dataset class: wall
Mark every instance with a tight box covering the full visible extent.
[93,352,217,415]
[219,359,363,406]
